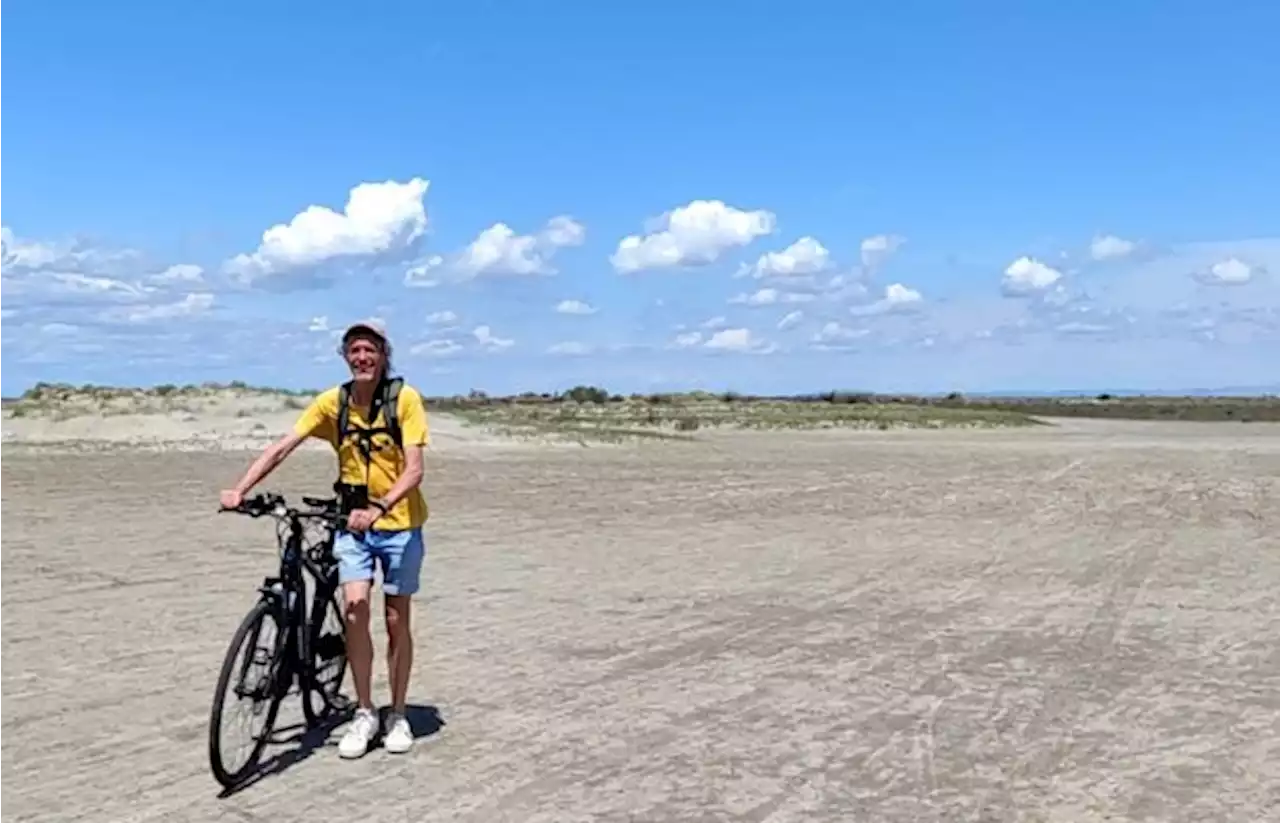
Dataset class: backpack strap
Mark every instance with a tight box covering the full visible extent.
[336,376,403,451]
[381,376,404,448]
[336,380,354,448]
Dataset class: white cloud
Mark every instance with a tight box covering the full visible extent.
[406,216,583,283]
[555,299,596,315]
[885,283,923,305]
[740,236,831,279]
[547,341,592,356]
[812,321,870,346]
[404,255,444,288]
[1002,256,1063,295]
[226,177,430,283]
[611,199,776,274]
[426,310,458,325]
[149,264,204,284]
[472,324,514,351]
[542,216,587,247]
[308,315,329,332]
[1205,257,1255,285]
[777,310,804,330]
[410,338,463,358]
[122,292,215,323]
[701,316,729,330]
[453,216,584,278]
[704,327,776,354]
[1090,234,1137,261]
[730,288,815,307]
[849,282,924,316]
[860,234,905,271]
[51,273,149,297]
[2,228,62,269]
[41,322,80,336]
[671,331,704,348]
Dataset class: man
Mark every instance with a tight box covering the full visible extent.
[219,319,430,759]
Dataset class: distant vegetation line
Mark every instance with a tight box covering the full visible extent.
[6,380,1280,423]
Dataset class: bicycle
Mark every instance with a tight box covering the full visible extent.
[208,491,352,789]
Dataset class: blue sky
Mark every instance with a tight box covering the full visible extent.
[4,1,1278,397]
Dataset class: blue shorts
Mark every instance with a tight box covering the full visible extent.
[333,527,425,597]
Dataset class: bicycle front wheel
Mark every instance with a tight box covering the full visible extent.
[302,585,348,726]
[208,599,286,789]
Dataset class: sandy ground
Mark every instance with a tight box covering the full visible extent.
[2,418,1279,822]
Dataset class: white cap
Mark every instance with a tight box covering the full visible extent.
[341,318,389,347]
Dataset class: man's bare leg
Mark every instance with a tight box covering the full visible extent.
[382,594,415,754]
[385,595,413,714]
[342,580,376,709]
[337,579,379,758]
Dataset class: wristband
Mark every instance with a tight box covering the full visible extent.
[371,499,389,514]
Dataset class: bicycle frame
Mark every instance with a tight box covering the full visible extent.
[228,498,346,711]
[211,493,350,789]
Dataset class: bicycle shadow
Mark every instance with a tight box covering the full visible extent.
[216,703,445,799]
[216,711,349,799]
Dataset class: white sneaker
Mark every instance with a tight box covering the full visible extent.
[338,708,379,759]
[383,711,413,755]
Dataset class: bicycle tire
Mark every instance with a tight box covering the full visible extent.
[208,599,286,789]
[301,585,348,726]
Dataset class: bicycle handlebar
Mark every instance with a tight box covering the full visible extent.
[219,492,347,528]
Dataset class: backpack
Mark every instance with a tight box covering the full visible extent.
[336,375,405,456]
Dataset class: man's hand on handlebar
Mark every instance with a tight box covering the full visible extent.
[345,506,381,533]
[219,489,245,510]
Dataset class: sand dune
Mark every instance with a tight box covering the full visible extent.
[1,386,534,453]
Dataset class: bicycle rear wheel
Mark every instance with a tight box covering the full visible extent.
[208,599,286,789]
[302,584,348,726]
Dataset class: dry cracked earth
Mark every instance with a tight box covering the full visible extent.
[2,419,1278,822]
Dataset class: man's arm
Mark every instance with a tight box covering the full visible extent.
[374,444,424,510]
[223,391,333,504]
[229,431,308,497]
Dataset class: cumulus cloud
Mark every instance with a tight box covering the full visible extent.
[472,324,514,351]
[849,282,924,316]
[403,255,444,288]
[555,299,596,315]
[670,331,704,349]
[860,234,905,272]
[1,227,145,278]
[403,216,584,284]
[542,216,587,247]
[811,320,870,347]
[739,236,831,279]
[1202,257,1255,285]
[226,177,430,284]
[454,216,585,278]
[611,199,776,274]
[426,310,458,325]
[703,327,777,354]
[1002,256,1063,296]
[1090,234,1137,261]
[308,316,329,332]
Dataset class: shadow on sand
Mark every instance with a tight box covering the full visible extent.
[217,703,445,799]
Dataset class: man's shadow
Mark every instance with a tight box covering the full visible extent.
[217,703,445,799]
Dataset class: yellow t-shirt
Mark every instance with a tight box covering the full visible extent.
[292,382,430,530]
